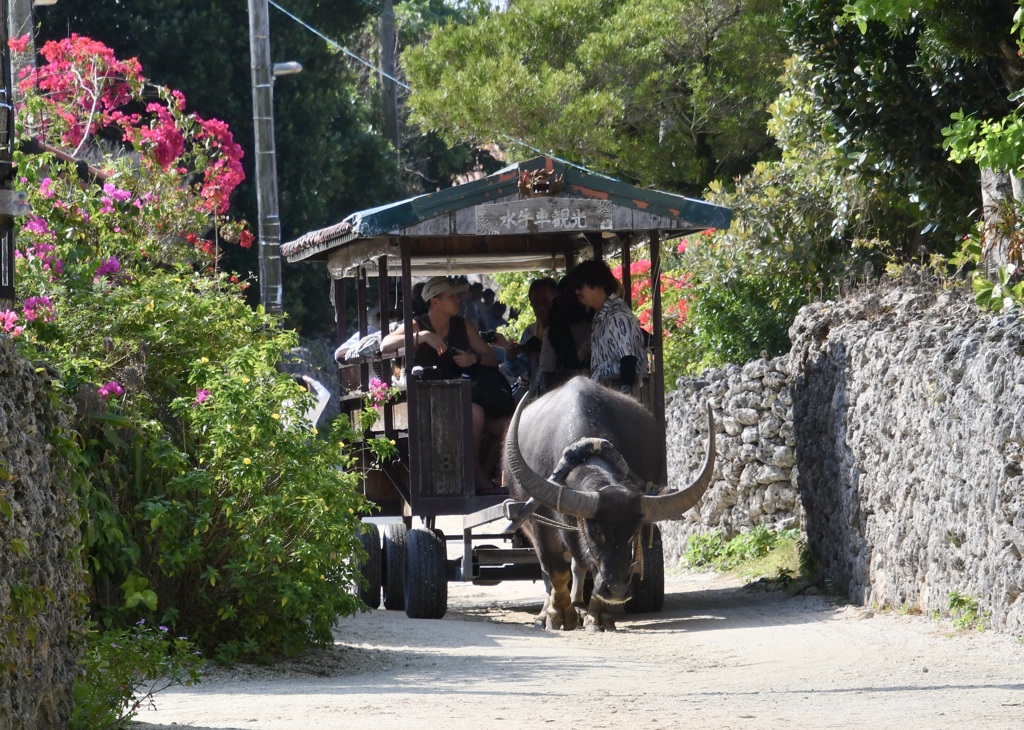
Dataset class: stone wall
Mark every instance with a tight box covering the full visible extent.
[661,357,801,566]
[0,338,83,729]
[663,282,1024,635]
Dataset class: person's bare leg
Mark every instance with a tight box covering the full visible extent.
[471,404,493,491]
[482,416,511,485]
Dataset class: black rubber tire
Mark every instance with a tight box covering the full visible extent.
[382,522,408,611]
[357,522,382,609]
[404,527,448,619]
[625,525,665,614]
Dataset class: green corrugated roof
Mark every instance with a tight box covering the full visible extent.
[282,156,731,264]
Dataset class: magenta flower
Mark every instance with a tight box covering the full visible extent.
[23,215,52,235]
[1,309,23,336]
[192,388,211,406]
[94,256,121,283]
[97,381,123,400]
[22,296,54,323]
[102,182,132,203]
[39,177,55,199]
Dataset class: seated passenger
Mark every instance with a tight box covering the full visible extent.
[568,259,648,395]
[536,277,591,393]
[502,277,557,385]
[381,276,513,493]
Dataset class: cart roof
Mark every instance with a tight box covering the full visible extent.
[281,156,731,278]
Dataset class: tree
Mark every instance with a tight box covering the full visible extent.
[783,0,1020,261]
[403,0,790,194]
[34,1,404,335]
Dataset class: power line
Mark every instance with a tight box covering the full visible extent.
[269,0,410,90]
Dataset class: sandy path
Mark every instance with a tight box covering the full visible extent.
[132,571,1024,730]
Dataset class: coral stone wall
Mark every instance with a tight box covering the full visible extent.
[788,286,1024,634]
[0,338,83,729]
[662,356,801,567]
[663,283,1024,635]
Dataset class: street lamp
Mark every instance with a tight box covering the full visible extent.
[272,61,303,77]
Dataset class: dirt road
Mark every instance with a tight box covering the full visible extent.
[132,571,1024,730]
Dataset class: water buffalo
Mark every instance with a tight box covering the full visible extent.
[503,376,715,632]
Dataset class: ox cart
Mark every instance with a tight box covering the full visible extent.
[282,156,730,620]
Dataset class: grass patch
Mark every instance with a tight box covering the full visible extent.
[682,526,807,588]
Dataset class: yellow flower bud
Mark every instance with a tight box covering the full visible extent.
[272,413,281,420]
[243,458,251,465]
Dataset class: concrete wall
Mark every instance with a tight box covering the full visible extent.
[663,282,1024,635]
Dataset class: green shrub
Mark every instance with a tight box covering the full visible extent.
[69,620,202,730]
[683,530,726,569]
[948,590,990,632]
[6,37,371,662]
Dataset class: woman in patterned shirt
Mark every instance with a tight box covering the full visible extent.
[569,259,648,394]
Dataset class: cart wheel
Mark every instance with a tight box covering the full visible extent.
[382,522,408,611]
[404,527,448,619]
[357,522,382,609]
[625,524,664,614]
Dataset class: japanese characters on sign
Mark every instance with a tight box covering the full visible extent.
[476,198,615,235]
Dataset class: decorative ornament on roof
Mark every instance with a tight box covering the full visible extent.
[518,168,564,198]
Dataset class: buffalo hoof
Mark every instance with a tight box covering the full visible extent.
[583,611,617,633]
[535,604,580,631]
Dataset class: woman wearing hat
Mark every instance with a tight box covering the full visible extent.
[381,276,511,493]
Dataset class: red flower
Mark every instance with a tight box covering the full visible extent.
[239,230,254,249]
[9,34,30,53]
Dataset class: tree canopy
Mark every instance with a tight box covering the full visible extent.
[403,0,790,194]
[783,0,1020,256]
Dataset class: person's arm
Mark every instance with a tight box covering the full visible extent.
[379,322,407,357]
[380,322,445,358]
[618,356,638,393]
[453,320,498,368]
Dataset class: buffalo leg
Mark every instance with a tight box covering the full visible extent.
[538,566,580,631]
[570,558,588,607]
[584,584,619,633]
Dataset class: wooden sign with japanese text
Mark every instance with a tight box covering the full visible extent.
[476,198,615,235]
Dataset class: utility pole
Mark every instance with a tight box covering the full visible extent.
[248,0,283,315]
[1,0,39,305]
[0,0,14,305]
[379,0,399,151]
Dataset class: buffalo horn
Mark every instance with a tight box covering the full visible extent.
[640,402,716,523]
[504,391,599,519]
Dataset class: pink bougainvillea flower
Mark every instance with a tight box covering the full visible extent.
[1,309,24,336]
[102,182,132,203]
[676,238,689,254]
[192,388,211,406]
[239,229,254,249]
[93,256,121,283]
[97,380,124,400]
[23,215,52,235]
[22,296,55,323]
[9,34,31,53]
